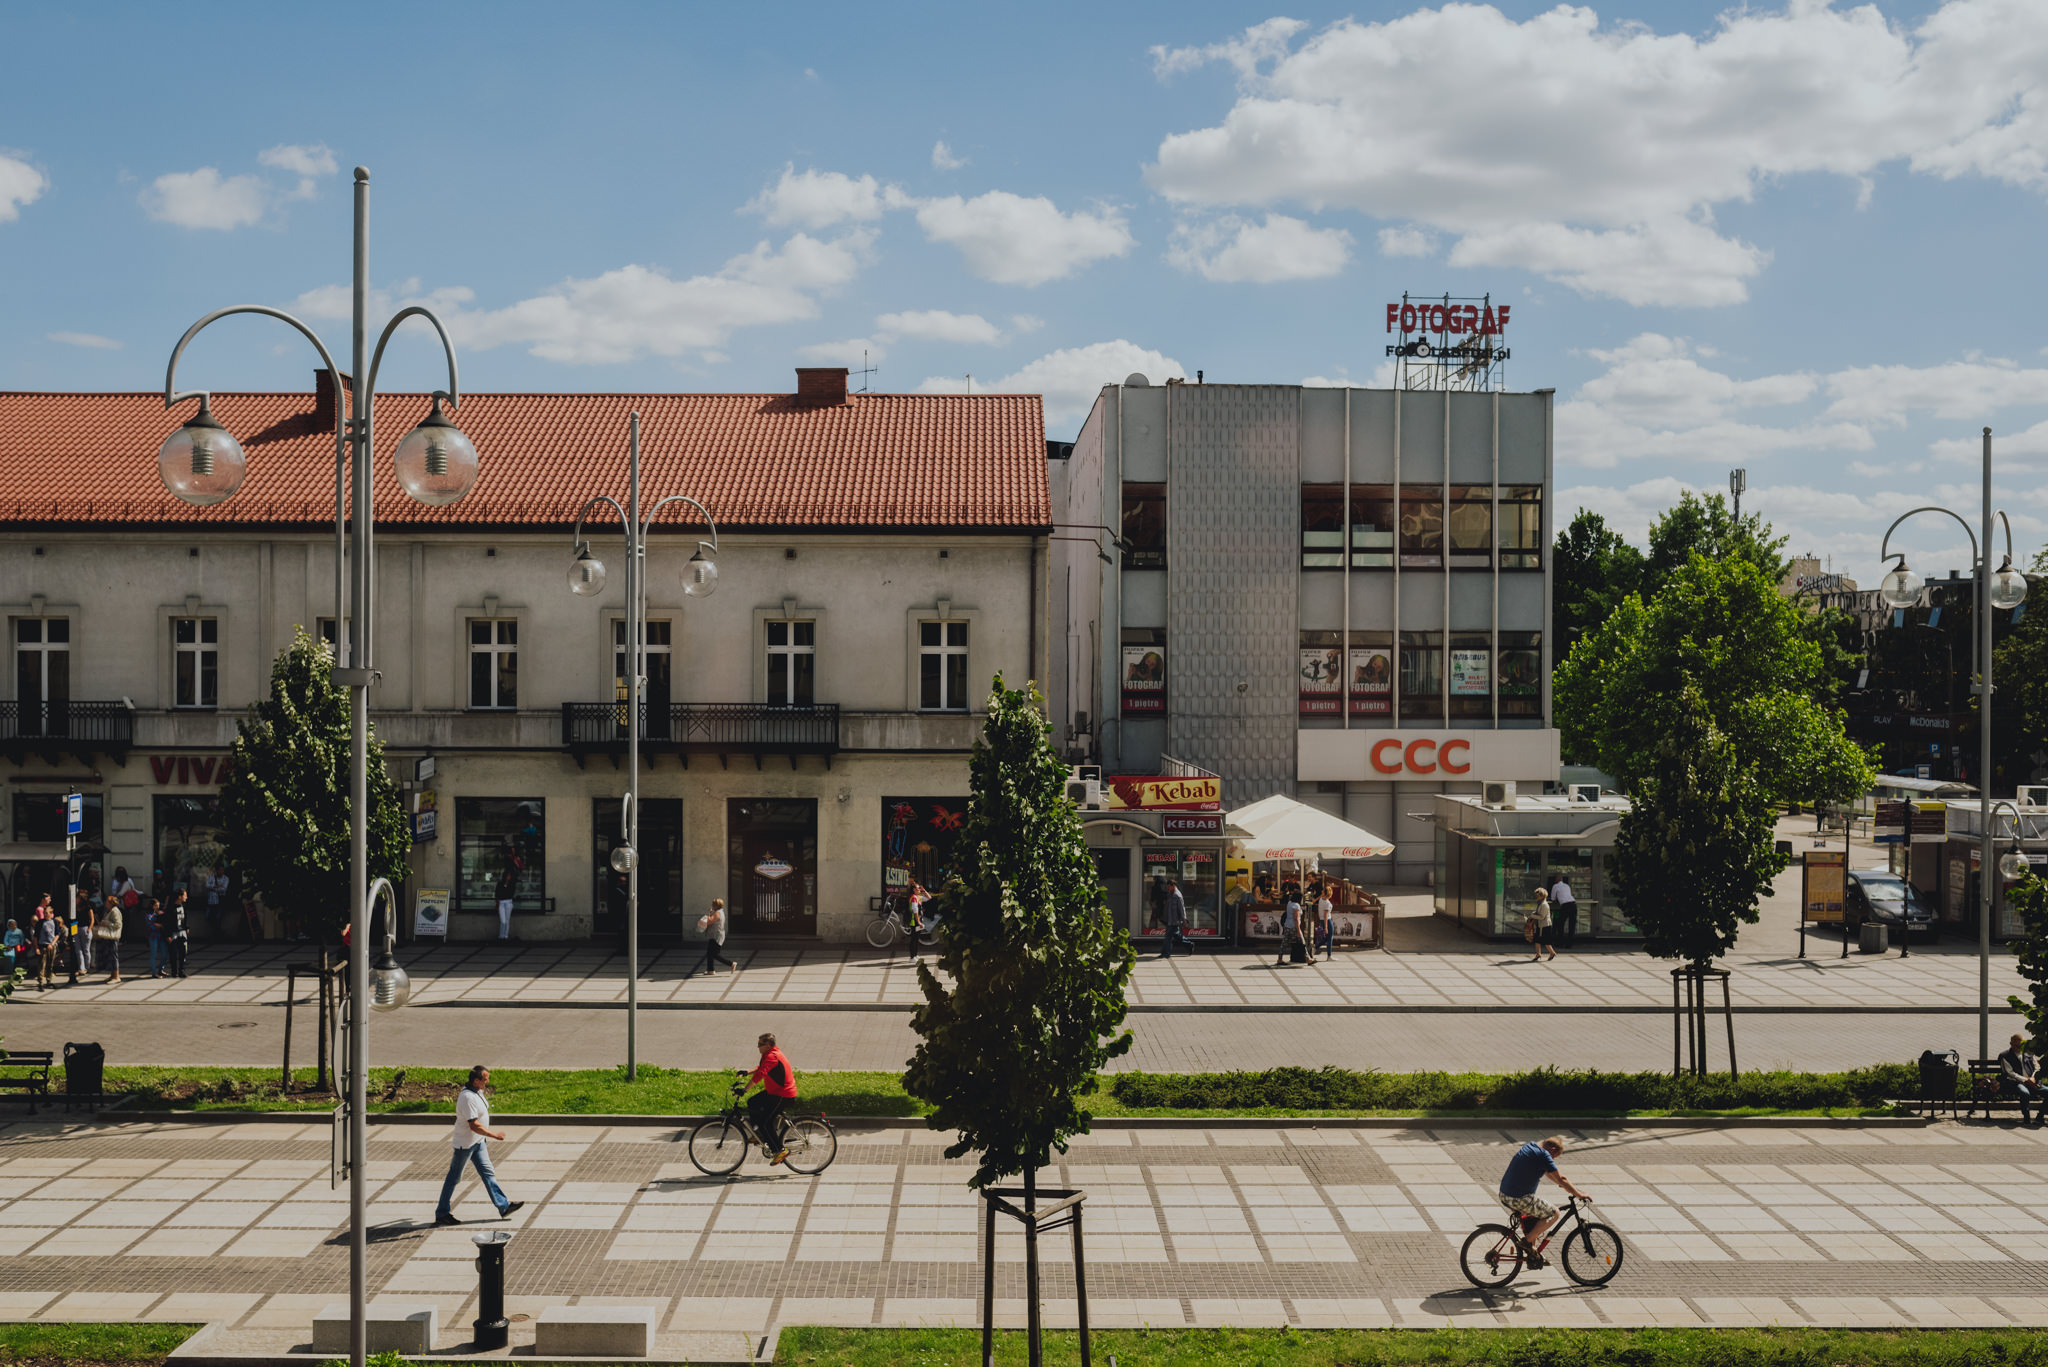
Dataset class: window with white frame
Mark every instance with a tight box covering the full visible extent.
[918,620,969,711]
[316,617,352,660]
[15,617,69,712]
[767,621,815,706]
[469,619,518,709]
[613,620,672,735]
[173,617,218,709]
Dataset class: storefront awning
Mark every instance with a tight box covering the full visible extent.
[1227,795,1394,861]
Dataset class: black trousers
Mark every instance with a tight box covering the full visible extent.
[746,1091,787,1147]
[170,937,188,977]
[1161,925,1192,956]
[696,939,735,975]
[1557,904,1579,947]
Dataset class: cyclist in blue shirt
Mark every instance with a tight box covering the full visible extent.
[1498,1136,1589,1267]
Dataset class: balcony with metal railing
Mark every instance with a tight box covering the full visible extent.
[561,702,840,769]
[0,700,135,763]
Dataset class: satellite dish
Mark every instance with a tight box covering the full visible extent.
[1124,373,1150,387]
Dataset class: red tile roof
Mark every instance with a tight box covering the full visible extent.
[0,389,1050,532]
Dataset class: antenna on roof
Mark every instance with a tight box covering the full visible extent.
[851,348,878,394]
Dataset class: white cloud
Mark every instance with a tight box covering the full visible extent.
[1011,314,1045,334]
[913,191,1132,286]
[875,309,1002,345]
[918,339,1184,424]
[1147,1,2048,306]
[744,164,905,229]
[0,153,46,223]
[291,276,476,322]
[1825,359,2048,427]
[258,142,338,200]
[931,140,968,171]
[46,331,121,350]
[141,167,268,230]
[797,337,884,366]
[1377,226,1432,258]
[1167,213,1352,282]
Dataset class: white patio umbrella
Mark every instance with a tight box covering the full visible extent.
[1227,794,1395,862]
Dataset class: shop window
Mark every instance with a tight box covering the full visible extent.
[1301,485,1344,569]
[1500,486,1542,569]
[1350,485,1394,568]
[1121,628,1166,716]
[1495,846,1549,937]
[767,621,815,707]
[918,620,970,710]
[1400,630,1442,720]
[1299,630,1343,716]
[1448,486,1493,569]
[14,790,100,845]
[469,619,518,710]
[173,617,218,709]
[882,796,972,898]
[15,617,69,735]
[728,798,817,937]
[1499,631,1542,719]
[1140,847,1221,936]
[1400,486,1443,568]
[1449,632,1492,718]
[154,793,226,905]
[456,798,545,913]
[1121,483,1167,570]
[1350,632,1393,716]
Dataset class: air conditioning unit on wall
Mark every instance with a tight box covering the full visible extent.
[1482,780,1517,809]
[1067,765,1104,809]
[2019,786,2048,808]
[1568,783,1601,804]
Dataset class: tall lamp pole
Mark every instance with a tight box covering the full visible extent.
[568,413,720,1077]
[156,167,478,1367]
[1876,429,2028,1064]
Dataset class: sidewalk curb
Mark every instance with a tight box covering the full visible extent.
[394,999,2020,1015]
[103,1110,1933,1130]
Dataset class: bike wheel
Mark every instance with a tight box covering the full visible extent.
[1459,1224,1524,1288]
[864,917,896,950]
[780,1117,838,1175]
[687,1117,749,1176]
[916,923,941,948]
[1562,1222,1625,1286]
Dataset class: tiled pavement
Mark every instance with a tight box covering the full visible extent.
[8,1115,2048,1350]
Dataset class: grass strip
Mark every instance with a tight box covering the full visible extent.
[0,1322,197,1365]
[776,1325,2048,1367]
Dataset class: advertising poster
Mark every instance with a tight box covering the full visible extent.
[1450,649,1490,696]
[1498,647,1541,702]
[414,887,450,938]
[881,796,970,899]
[1348,648,1391,715]
[1299,647,1342,715]
[1121,645,1166,714]
[413,788,438,843]
[1802,851,1845,922]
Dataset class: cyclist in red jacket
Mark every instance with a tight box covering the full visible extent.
[743,1033,799,1164]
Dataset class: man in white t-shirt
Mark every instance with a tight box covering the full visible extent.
[435,1064,524,1226]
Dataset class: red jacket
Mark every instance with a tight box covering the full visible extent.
[750,1048,798,1098]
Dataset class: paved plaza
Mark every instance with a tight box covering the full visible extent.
[5,1115,2048,1357]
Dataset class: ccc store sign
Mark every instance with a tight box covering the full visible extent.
[1368,738,1472,775]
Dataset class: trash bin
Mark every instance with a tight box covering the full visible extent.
[473,1230,512,1350]
[63,1042,104,1101]
[1919,1048,1960,1116]
[1858,922,1889,954]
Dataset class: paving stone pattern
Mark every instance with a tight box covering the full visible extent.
[6,1117,2048,1344]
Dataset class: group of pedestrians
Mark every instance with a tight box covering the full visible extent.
[5,867,192,989]
[1273,881,1338,966]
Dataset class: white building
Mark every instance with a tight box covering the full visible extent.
[0,368,1050,944]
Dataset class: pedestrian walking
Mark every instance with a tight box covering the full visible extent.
[148,895,170,978]
[494,870,516,942]
[1161,878,1193,957]
[1310,881,1335,963]
[31,902,58,989]
[96,892,124,985]
[2,919,24,977]
[71,890,96,976]
[1277,891,1304,966]
[693,898,737,977]
[166,891,190,978]
[1549,872,1579,949]
[1528,887,1556,962]
[434,1065,523,1226]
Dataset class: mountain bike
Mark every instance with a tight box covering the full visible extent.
[687,1077,837,1176]
[865,892,941,949]
[1460,1195,1624,1288]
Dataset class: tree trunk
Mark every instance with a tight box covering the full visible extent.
[1023,1164,1042,1367]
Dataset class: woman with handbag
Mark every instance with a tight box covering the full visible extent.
[1528,887,1556,963]
[96,891,124,985]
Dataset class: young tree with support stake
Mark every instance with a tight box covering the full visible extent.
[221,627,409,1092]
[905,677,1135,1367]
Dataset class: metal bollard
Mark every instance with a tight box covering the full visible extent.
[472,1230,512,1349]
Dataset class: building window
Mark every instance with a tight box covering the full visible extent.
[469,619,517,709]
[1301,485,1344,569]
[1448,486,1493,569]
[456,798,545,914]
[767,621,815,706]
[316,617,353,660]
[1400,486,1443,568]
[1121,628,1166,716]
[1400,630,1442,720]
[173,617,218,709]
[1450,632,1492,718]
[918,621,969,710]
[1299,630,1343,716]
[1121,483,1167,570]
[1500,486,1542,569]
[1350,485,1394,569]
[1500,631,1542,718]
[1350,632,1393,716]
[154,794,226,905]
[15,617,69,733]
[614,620,673,735]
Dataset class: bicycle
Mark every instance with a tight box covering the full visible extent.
[1460,1195,1624,1288]
[687,1077,838,1177]
[865,892,941,950]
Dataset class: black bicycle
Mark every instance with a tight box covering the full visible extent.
[1460,1195,1624,1288]
[687,1077,837,1177]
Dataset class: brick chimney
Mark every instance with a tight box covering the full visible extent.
[314,368,355,425]
[795,367,848,407]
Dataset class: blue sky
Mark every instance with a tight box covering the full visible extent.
[3,0,2045,580]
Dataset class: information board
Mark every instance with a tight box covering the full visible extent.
[1803,850,1846,922]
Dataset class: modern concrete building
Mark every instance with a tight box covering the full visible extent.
[0,369,1049,944]
[1050,376,1561,902]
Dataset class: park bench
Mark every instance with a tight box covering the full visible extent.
[0,1050,54,1114]
[1963,1059,2035,1121]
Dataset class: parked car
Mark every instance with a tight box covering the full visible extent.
[1845,869,1937,939]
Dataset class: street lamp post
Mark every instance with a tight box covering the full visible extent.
[1876,428,2028,1065]
[567,412,718,1078]
[156,167,477,1367]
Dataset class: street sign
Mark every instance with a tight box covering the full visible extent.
[64,793,82,838]
[415,753,437,782]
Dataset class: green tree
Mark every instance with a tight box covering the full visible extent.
[222,627,409,943]
[1642,490,1790,603]
[2005,872,2048,1050]
[1553,509,1645,661]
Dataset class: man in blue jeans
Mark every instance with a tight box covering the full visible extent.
[1497,1136,1590,1268]
[2000,1034,2043,1126]
[435,1065,525,1226]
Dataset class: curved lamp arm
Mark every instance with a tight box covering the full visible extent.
[1878,505,1980,570]
[570,494,631,554]
[642,493,719,553]
[620,792,634,845]
[366,876,400,952]
[364,306,462,410]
